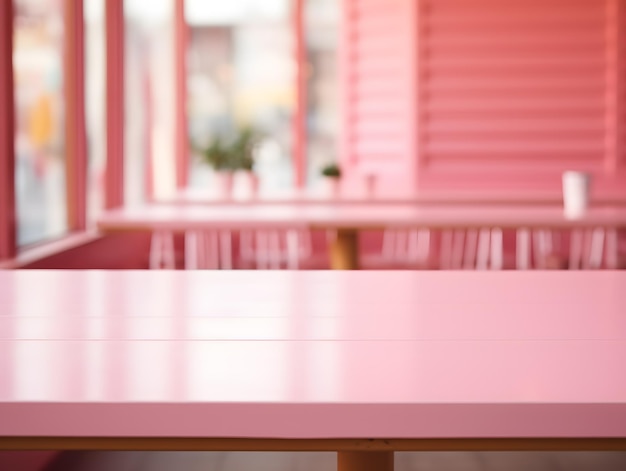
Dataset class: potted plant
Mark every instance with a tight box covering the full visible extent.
[200,135,236,198]
[198,126,260,198]
[231,127,260,197]
[321,162,341,197]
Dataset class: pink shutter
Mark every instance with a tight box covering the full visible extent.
[416,0,626,194]
[340,0,418,193]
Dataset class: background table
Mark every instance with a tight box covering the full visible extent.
[1,271,626,471]
[160,187,626,207]
[97,204,626,269]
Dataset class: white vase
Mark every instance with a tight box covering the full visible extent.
[562,171,591,219]
[214,172,234,199]
[323,177,341,198]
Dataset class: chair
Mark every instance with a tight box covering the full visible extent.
[148,229,227,270]
[380,228,505,270]
[439,228,503,270]
[184,230,222,269]
[516,229,557,270]
[149,231,176,269]
[240,229,313,269]
[568,228,618,270]
[380,229,432,268]
[516,228,618,270]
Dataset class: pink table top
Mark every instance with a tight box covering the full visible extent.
[161,187,626,206]
[97,203,626,232]
[1,270,626,439]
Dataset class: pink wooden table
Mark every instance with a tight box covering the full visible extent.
[97,204,626,269]
[160,186,626,206]
[1,271,626,469]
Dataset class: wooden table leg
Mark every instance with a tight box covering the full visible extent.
[329,229,359,270]
[337,451,394,471]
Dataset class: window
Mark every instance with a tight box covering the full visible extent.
[125,0,176,206]
[186,0,294,193]
[305,0,339,188]
[13,0,66,246]
[85,0,105,225]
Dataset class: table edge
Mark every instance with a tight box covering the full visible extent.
[2,437,626,451]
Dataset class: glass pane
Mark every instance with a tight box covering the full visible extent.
[85,0,105,225]
[13,0,67,246]
[305,0,339,188]
[186,0,294,193]
[125,0,176,206]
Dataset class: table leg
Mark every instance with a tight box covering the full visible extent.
[337,451,394,471]
[330,229,359,270]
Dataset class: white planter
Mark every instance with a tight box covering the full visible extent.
[562,171,591,219]
[322,177,341,198]
[214,172,234,199]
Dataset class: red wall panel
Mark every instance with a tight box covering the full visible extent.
[0,451,57,471]
[20,233,153,270]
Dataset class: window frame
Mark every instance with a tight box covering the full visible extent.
[0,0,312,263]
[0,0,17,261]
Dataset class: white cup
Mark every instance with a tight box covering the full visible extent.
[562,171,591,219]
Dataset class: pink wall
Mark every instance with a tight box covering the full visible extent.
[341,0,626,197]
[20,233,153,269]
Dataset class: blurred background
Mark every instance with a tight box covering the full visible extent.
[2,0,626,270]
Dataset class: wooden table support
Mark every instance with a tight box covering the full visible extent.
[2,437,626,452]
[338,451,394,471]
[330,229,360,270]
